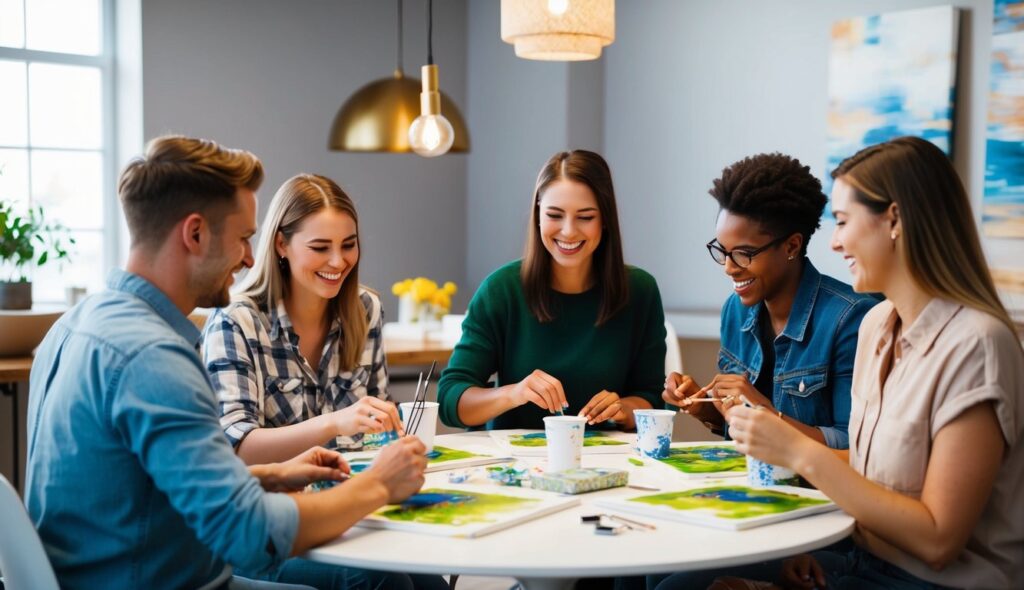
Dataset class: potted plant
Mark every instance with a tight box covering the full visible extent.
[0,198,75,310]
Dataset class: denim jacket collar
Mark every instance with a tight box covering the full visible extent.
[107,269,201,347]
[740,259,822,343]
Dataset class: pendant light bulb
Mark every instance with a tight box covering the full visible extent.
[408,64,454,157]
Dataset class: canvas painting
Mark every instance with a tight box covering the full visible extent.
[983,1,1024,238]
[651,442,747,479]
[343,445,511,474]
[490,429,633,456]
[596,484,838,531]
[357,485,580,538]
[826,6,960,198]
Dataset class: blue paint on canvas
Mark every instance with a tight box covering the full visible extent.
[995,1,1024,35]
[825,7,959,207]
[982,15,1024,237]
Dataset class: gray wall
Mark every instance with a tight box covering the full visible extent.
[465,0,1008,315]
[141,0,470,320]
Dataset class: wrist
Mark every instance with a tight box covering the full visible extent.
[314,413,342,438]
[350,471,390,508]
[790,436,823,476]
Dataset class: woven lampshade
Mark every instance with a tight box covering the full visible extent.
[500,0,614,61]
[328,70,469,153]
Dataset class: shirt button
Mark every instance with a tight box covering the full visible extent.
[798,380,805,393]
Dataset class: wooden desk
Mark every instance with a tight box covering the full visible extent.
[383,338,454,367]
[0,356,32,382]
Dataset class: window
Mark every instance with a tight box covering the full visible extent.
[0,0,115,303]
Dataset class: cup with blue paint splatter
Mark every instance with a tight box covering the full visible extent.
[543,415,587,472]
[634,409,675,459]
[746,456,799,488]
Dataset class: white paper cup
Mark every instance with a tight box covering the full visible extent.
[634,409,675,458]
[543,415,587,472]
[400,401,439,452]
[746,456,799,487]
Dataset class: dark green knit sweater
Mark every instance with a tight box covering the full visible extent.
[437,260,667,430]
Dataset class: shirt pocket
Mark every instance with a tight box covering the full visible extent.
[326,366,370,409]
[262,376,306,426]
[778,367,828,424]
[864,420,929,495]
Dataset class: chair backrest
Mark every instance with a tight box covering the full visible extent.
[664,319,683,376]
[0,474,59,590]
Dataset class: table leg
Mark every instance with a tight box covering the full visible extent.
[515,577,576,590]
[1,382,18,492]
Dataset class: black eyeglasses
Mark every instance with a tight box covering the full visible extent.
[706,235,787,269]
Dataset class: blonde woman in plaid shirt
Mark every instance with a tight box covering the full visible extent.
[202,173,403,465]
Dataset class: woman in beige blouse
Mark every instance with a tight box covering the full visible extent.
[688,137,1023,590]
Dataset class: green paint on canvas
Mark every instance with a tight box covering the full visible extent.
[377,488,538,526]
[631,485,828,519]
[657,445,746,474]
[428,446,485,464]
[508,432,628,448]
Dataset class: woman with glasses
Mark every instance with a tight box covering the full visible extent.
[662,153,877,449]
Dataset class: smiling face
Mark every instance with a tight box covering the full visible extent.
[713,210,799,307]
[538,179,603,274]
[829,178,896,293]
[194,188,257,308]
[276,207,359,302]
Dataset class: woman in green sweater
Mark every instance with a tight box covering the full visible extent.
[437,150,667,431]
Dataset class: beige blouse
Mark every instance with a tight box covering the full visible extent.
[849,298,1024,589]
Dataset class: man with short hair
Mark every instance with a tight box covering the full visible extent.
[25,135,427,590]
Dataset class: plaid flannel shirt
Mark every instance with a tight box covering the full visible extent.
[202,288,390,451]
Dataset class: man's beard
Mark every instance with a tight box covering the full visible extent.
[193,248,235,309]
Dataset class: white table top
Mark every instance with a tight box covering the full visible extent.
[306,432,854,586]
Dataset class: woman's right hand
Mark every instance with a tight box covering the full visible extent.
[330,396,404,437]
[663,373,720,422]
[511,369,568,413]
[367,436,428,504]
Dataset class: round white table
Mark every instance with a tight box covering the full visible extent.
[306,432,854,590]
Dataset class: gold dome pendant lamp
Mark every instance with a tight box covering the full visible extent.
[501,0,615,61]
[328,0,468,153]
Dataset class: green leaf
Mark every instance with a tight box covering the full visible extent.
[37,251,48,266]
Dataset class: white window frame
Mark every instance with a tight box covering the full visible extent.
[0,0,120,302]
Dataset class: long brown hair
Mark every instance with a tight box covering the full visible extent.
[235,174,368,370]
[832,136,1016,335]
[521,150,628,326]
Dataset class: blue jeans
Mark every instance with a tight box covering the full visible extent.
[242,558,450,590]
[652,546,947,590]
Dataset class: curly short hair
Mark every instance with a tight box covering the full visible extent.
[709,153,827,255]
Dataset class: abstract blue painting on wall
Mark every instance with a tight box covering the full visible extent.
[825,6,960,196]
[983,1,1024,238]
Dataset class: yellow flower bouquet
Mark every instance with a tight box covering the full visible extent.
[392,277,458,324]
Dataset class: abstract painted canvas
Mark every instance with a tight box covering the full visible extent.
[597,484,838,531]
[343,445,511,474]
[983,0,1024,238]
[357,485,579,538]
[490,429,633,456]
[652,442,747,479]
[826,6,960,197]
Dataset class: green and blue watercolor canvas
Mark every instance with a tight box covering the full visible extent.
[490,429,632,456]
[343,444,511,474]
[596,484,838,530]
[358,485,580,538]
[654,442,747,479]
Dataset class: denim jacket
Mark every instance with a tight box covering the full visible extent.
[719,260,877,449]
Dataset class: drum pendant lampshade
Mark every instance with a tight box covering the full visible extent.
[500,0,615,61]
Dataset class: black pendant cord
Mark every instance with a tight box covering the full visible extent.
[427,0,434,65]
[397,0,403,73]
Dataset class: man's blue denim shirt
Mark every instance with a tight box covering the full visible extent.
[719,260,878,449]
[25,270,298,589]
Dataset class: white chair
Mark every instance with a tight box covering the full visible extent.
[664,319,683,376]
[0,474,59,590]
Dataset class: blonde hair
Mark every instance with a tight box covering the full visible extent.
[118,135,263,250]
[236,173,368,370]
[832,137,1016,336]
